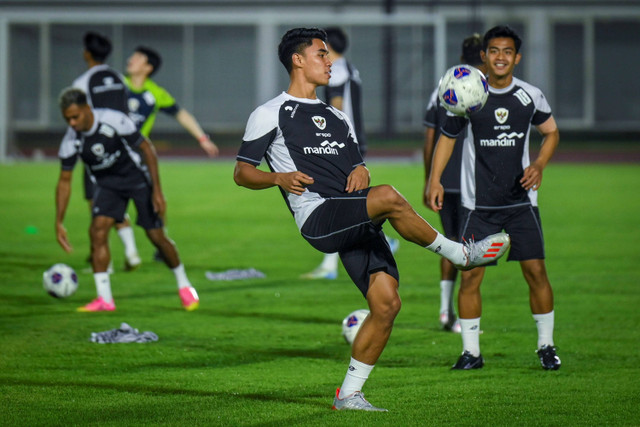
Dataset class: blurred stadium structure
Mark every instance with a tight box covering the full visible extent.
[1,0,639,161]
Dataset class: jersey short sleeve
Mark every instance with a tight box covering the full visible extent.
[58,127,80,171]
[442,114,470,138]
[237,104,279,166]
[423,87,440,128]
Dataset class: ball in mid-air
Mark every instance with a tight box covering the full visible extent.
[438,64,489,116]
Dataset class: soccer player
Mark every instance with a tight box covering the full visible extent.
[55,88,199,312]
[427,25,561,370]
[72,31,141,271]
[423,34,487,333]
[300,26,398,280]
[124,45,219,262]
[233,27,510,411]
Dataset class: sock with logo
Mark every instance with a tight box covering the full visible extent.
[172,263,192,289]
[94,272,113,303]
[338,357,374,399]
[440,279,455,314]
[426,232,465,265]
[533,310,555,349]
[459,317,481,357]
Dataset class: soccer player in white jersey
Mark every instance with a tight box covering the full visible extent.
[423,34,487,333]
[301,27,399,281]
[234,27,510,412]
[73,31,141,272]
[427,25,561,370]
[55,88,199,312]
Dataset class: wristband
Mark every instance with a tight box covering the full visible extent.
[198,134,210,143]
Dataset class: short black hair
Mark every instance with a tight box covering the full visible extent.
[325,27,348,54]
[59,87,87,111]
[83,31,112,62]
[461,33,483,66]
[135,46,162,76]
[483,25,522,53]
[278,27,327,74]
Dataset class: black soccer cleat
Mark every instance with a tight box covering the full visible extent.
[451,351,484,370]
[537,345,561,370]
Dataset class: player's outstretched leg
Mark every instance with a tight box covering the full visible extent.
[146,228,199,311]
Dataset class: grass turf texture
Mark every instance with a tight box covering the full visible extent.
[1,160,639,426]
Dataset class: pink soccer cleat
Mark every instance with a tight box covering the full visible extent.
[179,287,199,311]
[77,296,116,312]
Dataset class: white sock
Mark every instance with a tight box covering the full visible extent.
[320,252,339,271]
[426,232,465,265]
[440,280,455,314]
[117,226,139,258]
[533,311,555,349]
[94,272,113,303]
[459,317,481,357]
[339,357,374,399]
[172,263,192,289]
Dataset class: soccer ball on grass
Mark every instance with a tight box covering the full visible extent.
[341,309,370,345]
[438,64,489,116]
[43,263,78,298]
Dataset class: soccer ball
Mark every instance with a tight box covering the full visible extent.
[43,263,78,298]
[341,309,370,345]
[438,64,489,116]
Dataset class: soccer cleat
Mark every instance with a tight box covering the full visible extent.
[124,253,142,272]
[331,388,388,412]
[179,286,200,311]
[537,345,561,370]
[451,351,484,370]
[77,296,116,312]
[386,237,400,254]
[300,266,338,280]
[457,232,511,271]
[439,312,462,333]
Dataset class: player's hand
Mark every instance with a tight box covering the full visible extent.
[199,136,220,158]
[422,183,430,209]
[56,222,73,253]
[276,171,314,196]
[427,181,445,212]
[345,165,370,193]
[152,188,167,216]
[520,164,543,191]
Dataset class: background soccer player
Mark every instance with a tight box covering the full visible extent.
[427,25,561,370]
[234,27,510,411]
[72,31,141,271]
[422,33,487,333]
[55,88,199,312]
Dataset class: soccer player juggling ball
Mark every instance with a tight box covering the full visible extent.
[233,27,510,412]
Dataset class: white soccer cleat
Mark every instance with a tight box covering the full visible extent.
[300,266,337,280]
[124,253,142,272]
[332,388,387,412]
[457,232,510,271]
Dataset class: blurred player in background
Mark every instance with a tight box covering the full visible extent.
[427,25,561,370]
[423,33,487,333]
[301,26,399,281]
[55,88,199,312]
[124,45,219,261]
[234,27,510,411]
[72,31,141,271]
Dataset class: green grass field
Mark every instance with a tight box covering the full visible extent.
[1,160,639,426]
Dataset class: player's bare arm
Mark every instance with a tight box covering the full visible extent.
[234,161,314,196]
[55,169,73,253]
[138,138,166,215]
[520,116,560,191]
[426,134,456,212]
[422,126,437,207]
[345,165,370,193]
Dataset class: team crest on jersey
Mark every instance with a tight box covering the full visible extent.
[312,116,326,130]
[91,143,105,158]
[494,108,509,124]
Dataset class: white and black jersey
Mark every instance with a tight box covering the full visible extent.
[73,64,129,113]
[58,109,148,191]
[237,92,365,230]
[424,87,465,193]
[442,77,552,210]
[324,57,366,155]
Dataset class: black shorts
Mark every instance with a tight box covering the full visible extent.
[83,166,95,200]
[300,188,399,297]
[440,192,462,240]
[460,205,545,263]
[92,185,163,230]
